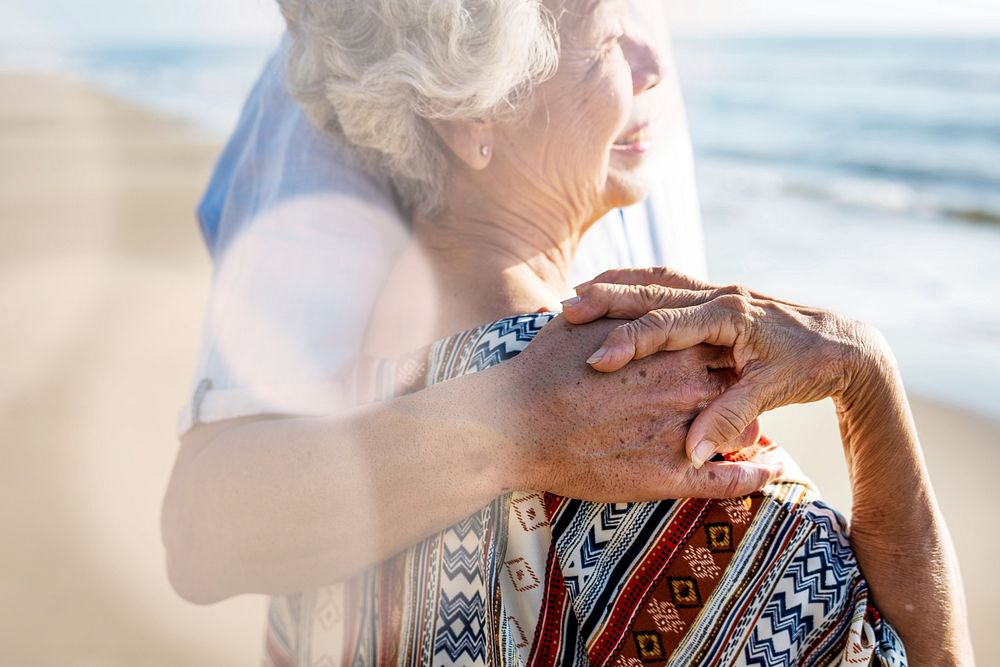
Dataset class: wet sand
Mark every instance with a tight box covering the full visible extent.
[1,73,996,664]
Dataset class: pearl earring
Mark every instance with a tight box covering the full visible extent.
[480,145,490,158]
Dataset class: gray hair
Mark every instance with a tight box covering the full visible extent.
[278,0,561,214]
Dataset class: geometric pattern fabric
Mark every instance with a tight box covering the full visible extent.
[262,313,908,666]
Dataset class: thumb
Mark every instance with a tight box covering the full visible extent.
[687,381,768,468]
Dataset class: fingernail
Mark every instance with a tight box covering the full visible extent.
[586,348,607,365]
[561,296,582,308]
[691,440,715,469]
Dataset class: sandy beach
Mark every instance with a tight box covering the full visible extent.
[1,73,996,664]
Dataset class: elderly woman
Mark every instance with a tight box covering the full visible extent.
[163,0,973,664]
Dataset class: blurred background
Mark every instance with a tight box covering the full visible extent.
[1,0,997,664]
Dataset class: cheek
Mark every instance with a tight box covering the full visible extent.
[586,60,633,147]
[515,57,634,185]
[610,61,634,122]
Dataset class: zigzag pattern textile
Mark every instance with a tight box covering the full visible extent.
[261,313,907,666]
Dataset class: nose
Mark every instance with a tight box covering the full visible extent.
[621,23,664,95]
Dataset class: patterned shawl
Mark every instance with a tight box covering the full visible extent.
[264,313,906,666]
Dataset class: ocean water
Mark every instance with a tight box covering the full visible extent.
[674,37,1000,417]
[5,36,998,416]
[678,37,1000,227]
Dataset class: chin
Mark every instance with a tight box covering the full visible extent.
[604,168,652,210]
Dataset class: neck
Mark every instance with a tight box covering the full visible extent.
[364,171,599,357]
[417,213,571,299]
[414,173,593,322]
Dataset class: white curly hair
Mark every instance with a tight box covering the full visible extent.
[278,0,561,214]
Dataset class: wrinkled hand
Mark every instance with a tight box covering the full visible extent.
[504,316,782,502]
[562,267,876,468]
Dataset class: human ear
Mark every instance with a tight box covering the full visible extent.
[430,118,495,170]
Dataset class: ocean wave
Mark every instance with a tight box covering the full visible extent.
[699,146,1000,191]
[888,67,1000,94]
[786,178,1000,227]
[696,109,1000,147]
[943,207,1000,226]
[700,163,1000,227]
[791,181,1000,226]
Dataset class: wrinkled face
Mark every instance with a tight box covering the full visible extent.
[492,0,664,222]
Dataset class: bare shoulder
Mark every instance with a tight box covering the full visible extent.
[363,243,442,359]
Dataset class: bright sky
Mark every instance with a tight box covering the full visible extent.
[1,0,998,47]
[665,0,1000,35]
[0,0,283,47]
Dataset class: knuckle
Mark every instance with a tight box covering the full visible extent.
[713,403,747,438]
[653,266,675,282]
[719,284,753,300]
[716,293,751,315]
[605,325,631,348]
[628,314,658,339]
[631,284,664,310]
[626,313,669,356]
[814,309,839,332]
[602,283,626,304]
[576,283,600,303]
[647,311,676,342]
[592,270,614,284]
[644,308,674,330]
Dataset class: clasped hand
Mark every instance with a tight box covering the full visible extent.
[562,266,884,469]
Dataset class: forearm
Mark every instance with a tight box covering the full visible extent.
[162,364,521,604]
[161,314,781,604]
[837,345,973,665]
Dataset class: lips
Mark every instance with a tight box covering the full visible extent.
[613,125,648,146]
[611,122,652,156]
